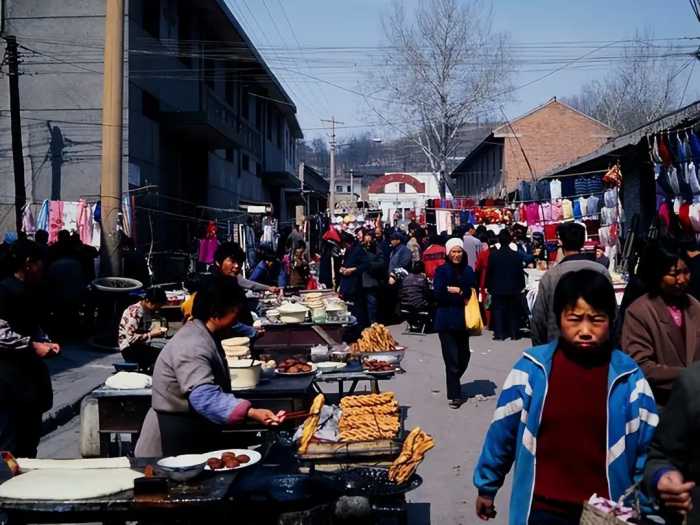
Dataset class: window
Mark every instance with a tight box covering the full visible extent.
[267,107,273,141]
[242,154,249,172]
[335,185,344,192]
[398,182,406,193]
[346,185,351,193]
[241,89,250,120]
[142,90,160,121]
[143,0,161,39]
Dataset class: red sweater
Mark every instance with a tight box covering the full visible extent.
[533,347,610,509]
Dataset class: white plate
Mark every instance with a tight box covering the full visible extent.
[275,363,318,376]
[201,449,262,471]
[316,361,347,372]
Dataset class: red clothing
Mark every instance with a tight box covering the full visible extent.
[422,244,446,280]
[533,347,610,508]
[474,247,491,295]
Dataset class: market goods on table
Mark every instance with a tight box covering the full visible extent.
[338,393,400,443]
[388,427,435,485]
[298,394,325,454]
[276,357,316,375]
[202,449,261,471]
[0,468,143,500]
[350,323,399,353]
[277,301,309,323]
[363,359,395,373]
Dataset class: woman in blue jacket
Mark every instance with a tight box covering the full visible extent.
[433,237,476,408]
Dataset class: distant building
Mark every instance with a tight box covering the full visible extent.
[451,98,614,197]
[368,172,450,224]
[0,0,303,244]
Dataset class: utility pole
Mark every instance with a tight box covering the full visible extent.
[100,0,125,276]
[4,35,26,233]
[321,117,344,213]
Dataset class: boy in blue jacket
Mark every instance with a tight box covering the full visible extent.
[474,269,658,525]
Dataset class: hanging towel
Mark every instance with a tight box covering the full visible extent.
[77,199,92,246]
[48,201,64,243]
[21,205,36,235]
[62,201,79,233]
[36,200,49,232]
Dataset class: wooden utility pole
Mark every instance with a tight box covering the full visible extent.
[321,117,344,213]
[4,36,26,233]
[100,0,125,275]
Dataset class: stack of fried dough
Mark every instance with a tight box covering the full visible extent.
[388,427,435,484]
[338,393,400,442]
[349,323,398,353]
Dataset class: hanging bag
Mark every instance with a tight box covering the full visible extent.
[464,288,484,335]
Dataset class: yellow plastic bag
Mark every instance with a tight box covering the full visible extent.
[464,289,484,335]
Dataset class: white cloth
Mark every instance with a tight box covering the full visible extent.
[62,201,79,233]
[549,179,562,200]
[435,210,452,235]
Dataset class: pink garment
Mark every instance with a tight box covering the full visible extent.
[48,201,64,243]
[525,203,540,225]
[198,238,219,265]
[551,200,563,221]
[77,199,92,246]
[541,202,552,222]
[21,205,36,235]
[667,305,683,328]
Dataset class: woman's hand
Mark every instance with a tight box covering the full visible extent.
[657,470,695,515]
[447,286,462,294]
[476,495,496,520]
[149,327,167,338]
[247,408,286,426]
[32,342,60,358]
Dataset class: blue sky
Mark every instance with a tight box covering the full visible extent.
[225,0,700,141]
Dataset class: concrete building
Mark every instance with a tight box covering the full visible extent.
[451,98,614,198]
[367,172,450,223]
[0,0,303,248]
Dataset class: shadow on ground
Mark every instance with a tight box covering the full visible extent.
[406,502,431,524]
[461,379,497,399]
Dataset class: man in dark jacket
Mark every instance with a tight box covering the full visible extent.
[487,229,525,340]
[361,232,386,324]
[0,240,60,457]
[644,362,700,524]
[339,232,369,329]
[388,232,412,278]
[399,261,431,313]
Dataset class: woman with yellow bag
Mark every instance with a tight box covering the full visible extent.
[433,237,478,409]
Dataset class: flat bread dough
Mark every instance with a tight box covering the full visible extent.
[105,372,152,390]
[17,457,130,472]
[0,468,142,500]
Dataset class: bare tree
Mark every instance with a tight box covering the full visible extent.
[370,0,512,197]
[563,30,689,134]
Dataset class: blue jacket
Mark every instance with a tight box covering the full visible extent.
[433,262,475,332]
[388,244,412,274]
[339,243,368,299]
[473,341,658,525]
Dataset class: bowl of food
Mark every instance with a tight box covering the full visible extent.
[278,302,309,324]
[157,454,207,481]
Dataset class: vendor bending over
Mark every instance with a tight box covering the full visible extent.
[135,277,284,457]
[118,287,168,373]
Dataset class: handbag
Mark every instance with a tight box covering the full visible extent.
[464,289,484,335]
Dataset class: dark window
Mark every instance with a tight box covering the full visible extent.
[225,75,235,107]
[398,182,406,193]
[226,148,234,162]
[335,185,343,192]
[256,162,262,176]
[242,154,249,172]
[346,185,351,193]
[143,0,161,39]
[267,107,273,141]
[142,90,160,121]
[276,114,283,147]
[241,89,250,120]
[256,98,264,130]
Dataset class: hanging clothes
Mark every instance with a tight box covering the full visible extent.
[578,197,588,218]
[549,179,562,200]
[121,196,133,238]
[91,203,102,250]
[21,205,36,236]
[435,210,452,234]
[551,200,563,222]
[62,201,79,233]
[586,195,600,217]
[36,200,49,232]
[48,201,64,243]
[77,199,92,246]
[536,180,551,201]
[541,202,552,222]
[561,199,573,220]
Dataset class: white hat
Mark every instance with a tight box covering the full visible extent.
[445,238,463,254]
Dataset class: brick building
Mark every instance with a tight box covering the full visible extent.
[451,98,615,197]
